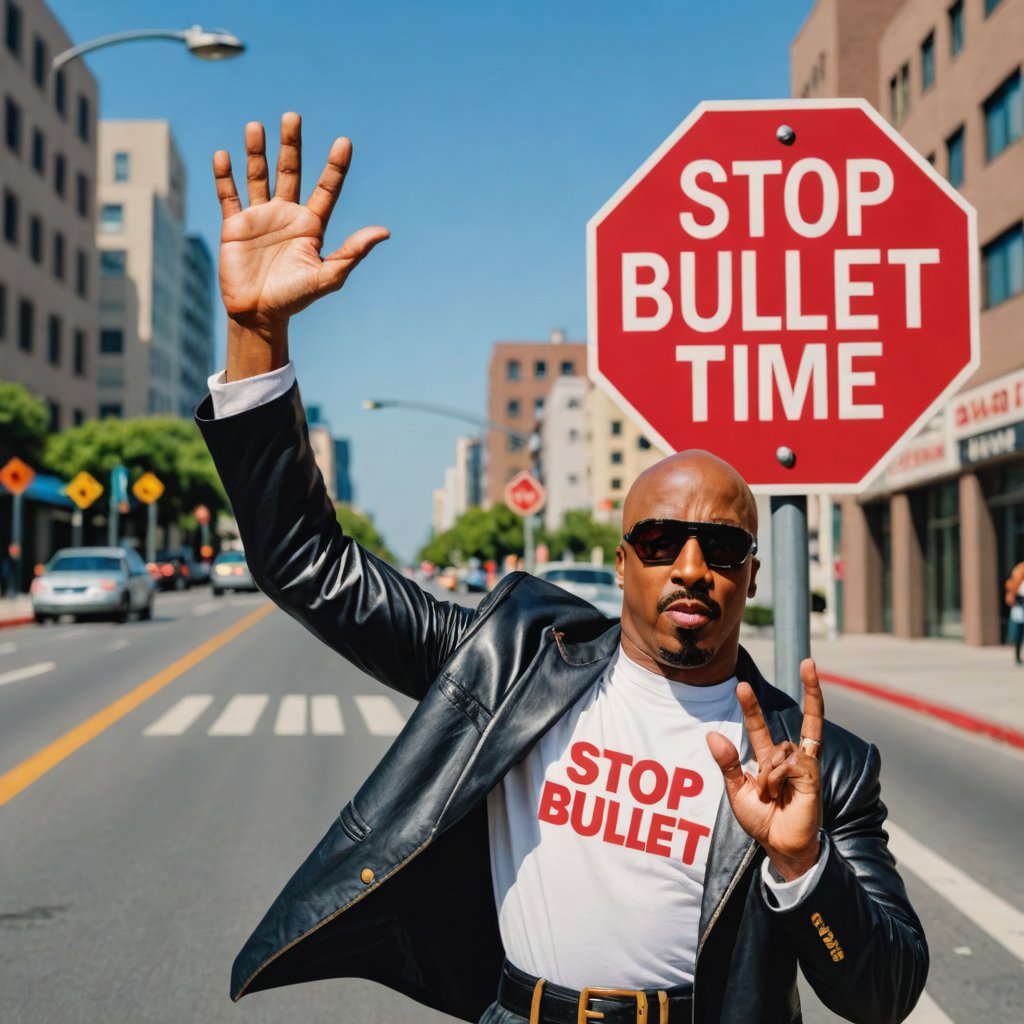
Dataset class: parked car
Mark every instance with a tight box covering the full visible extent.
[533,561,622,618]
[31,546,154,623]
[210,550,258,595]
[150,546,200,591]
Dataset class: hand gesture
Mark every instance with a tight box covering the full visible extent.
[212,113,389,377]
[706,659,824,880]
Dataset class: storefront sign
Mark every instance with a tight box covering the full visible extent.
[959,421,1024,466]
[951,367,1024,440]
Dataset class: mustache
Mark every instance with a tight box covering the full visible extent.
[657,588,721,619]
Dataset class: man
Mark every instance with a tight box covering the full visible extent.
[198,114,927,1024]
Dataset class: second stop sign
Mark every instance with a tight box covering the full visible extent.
[587,99,979,491]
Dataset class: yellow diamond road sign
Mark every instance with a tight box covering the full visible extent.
[132,472,165,505]
[66,471,104,510]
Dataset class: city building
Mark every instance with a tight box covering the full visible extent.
[179,234,215,416]
[792,0,1024,644]
[432,435,482,534]
[1,0,99,428]
[334,438,353,503]
[305,404,338,501]
[539,376,589,532]
[484,329,587,507]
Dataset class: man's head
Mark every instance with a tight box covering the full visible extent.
[615,450,759,685]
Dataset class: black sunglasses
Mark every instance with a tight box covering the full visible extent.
[623,519,757,570]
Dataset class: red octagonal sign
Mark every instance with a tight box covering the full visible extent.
[504,470,546,516]
[588,100,979,491]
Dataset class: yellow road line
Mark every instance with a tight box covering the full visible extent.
[0,601,275,807]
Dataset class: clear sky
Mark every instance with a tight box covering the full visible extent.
[49,0,814,562]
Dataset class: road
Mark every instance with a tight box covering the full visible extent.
[1,588,1021,1023]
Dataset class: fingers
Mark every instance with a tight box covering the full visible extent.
[307,137,353,224]
[319,225,391,294]
[762,744,819,800]
[274,111,302,203]
[736,681,775,761]
[212,150,242,219]
[245,121,270,206]
[706,732,751,802]
[799,658,825,758]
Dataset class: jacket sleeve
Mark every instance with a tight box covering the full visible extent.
[767,739,928,1024]
[196,384,473,700]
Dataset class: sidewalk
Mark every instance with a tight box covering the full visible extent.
[741,626,1024,749]
[0,595,33,629]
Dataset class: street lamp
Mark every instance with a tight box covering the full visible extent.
[51,25,245,75]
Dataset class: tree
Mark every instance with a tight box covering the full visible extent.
[0,381,49,467]
[42,417,227,528]
[419,505,525,566]
[335,503,398,565]
[544,509,622,565]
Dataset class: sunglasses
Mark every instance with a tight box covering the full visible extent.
[623,519,757,570]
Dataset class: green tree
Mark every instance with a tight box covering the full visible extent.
[544,509,622,565]
[0,381,49,467]
[335,503,398,565]
[42,417,227,527]
[419,505,525,566]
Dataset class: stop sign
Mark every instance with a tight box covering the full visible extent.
[588,99,979,491]
[504,471,546,516]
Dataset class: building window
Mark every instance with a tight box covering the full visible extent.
[54,152,66,196]
[5,95,22,154]
[534,396,545,416]
[611,420,623,436]
[507,358,521,381]
[54,69,65,116]
[73,329,85,375]
[114,151,130,182]
[3,188,17,244]
[4,1,21,58]
[47,399,60,432]
[52,230,64,279]
[32,34,45,86]
[75,172,89,217]
[0,281,6,339]
[567,396,581,409]
[982,223,1024,308]
[638,437,652,450]
[47,313,61,365]
[949,2,964,56]
[983,71,1022,162]
[611,451,624,465]
[611,478,622,491]
[100,203,124,233]
[507,435,524,453]
[99,403,122,419]
[76,94,89,142]
[921,33,935,91]
[30,127,44,172]
[17,296,33,351]
[568,428,579,442]
[72,408,85,426]
[506,398,520,417]
[925,151,936,165]
[100,250,126,277]
[100,328,124,354]
[985,0,1005,15]
[560,360,575,375]
[946,126,965,186]
[534,359,547,379]
[75,249,88,297]
[28,213,42,263]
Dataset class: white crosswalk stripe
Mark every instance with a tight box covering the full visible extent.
[354,694,407,736]
[311,695,345,735]
[207,694,270,736]
[274,694,307,735]
[144,695,215,736]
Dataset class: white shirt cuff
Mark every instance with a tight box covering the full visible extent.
[760,835,830,911]
[208,363,296,419]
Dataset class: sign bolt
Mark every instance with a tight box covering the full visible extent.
[776,124,796,146]
[776,446,797,469]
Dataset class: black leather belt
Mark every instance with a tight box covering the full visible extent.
[498,960,694,1024]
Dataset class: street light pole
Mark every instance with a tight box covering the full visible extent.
[51,25,245,76]
[362,398,530,444]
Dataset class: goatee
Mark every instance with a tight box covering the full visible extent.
[659,629,713,668]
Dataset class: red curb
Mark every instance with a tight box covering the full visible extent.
[818,670,1024,750]
[0,616,34,630]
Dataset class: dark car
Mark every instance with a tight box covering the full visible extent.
[150,546,200,591]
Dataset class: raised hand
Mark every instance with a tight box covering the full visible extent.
[212,113,389,379]
[706,659,824,880]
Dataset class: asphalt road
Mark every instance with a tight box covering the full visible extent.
[1,587,1021,1023]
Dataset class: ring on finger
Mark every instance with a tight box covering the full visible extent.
[799,735,821,756]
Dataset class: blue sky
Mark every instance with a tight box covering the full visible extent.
[50,0,814,562]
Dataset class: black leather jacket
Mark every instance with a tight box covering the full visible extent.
[197,386,927,1024]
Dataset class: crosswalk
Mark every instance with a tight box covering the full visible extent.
[141,693,408,738]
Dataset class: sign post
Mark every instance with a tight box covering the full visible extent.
[504,471,546,574]
[109,465,129,546]
[132,472,165,561]
[65,471,104,546]
[588,100,979,699]
[0,457,36,595]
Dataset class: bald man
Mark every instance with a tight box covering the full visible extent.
[198,115,927,1024]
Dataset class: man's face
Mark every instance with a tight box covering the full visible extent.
[614,452,759,685]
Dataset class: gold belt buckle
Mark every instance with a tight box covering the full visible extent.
[577,987,660,1024]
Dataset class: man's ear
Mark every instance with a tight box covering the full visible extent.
[747,557,760,598]
[615,545,626,589]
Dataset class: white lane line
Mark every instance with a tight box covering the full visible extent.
[192,601,219,616]
[110,639,131,651]
[56,628,88,641]
[143,695,215,736]
[311,695,345,735]
[354,695,407,737]
[0,641,16,655]
[906,989,955,1023]
[274,695,307,735]
[888,822,1024,963]
[0,661,56,687]
[207,694,269,736]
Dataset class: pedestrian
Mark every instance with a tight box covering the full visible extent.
[198,114,927,1024]
[1005,561,1024,665]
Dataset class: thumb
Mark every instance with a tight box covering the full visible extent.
[706,731,747,800]
[321,225,391,292]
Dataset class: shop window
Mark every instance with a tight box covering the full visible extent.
[983,70,1022,161]
[982,223,1024,308]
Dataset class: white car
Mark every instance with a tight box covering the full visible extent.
[533,562,622,618]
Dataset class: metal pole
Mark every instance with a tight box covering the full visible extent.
[9,492,24,595]
[146,502,158,562]
[524,515,535,574]
[770,495,810,705]
[71,509,83,547]
[108,488,119,546]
